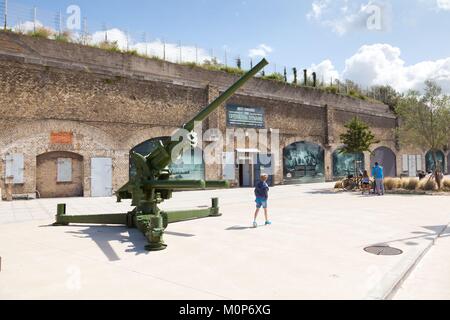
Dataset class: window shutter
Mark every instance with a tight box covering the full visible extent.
[402,155,409,172]
[5,154,13,179]
[13,154,25,184]
[416,155,423,171]
[5,154,24,184]
[222,152,235,180]
[57,158,72,182]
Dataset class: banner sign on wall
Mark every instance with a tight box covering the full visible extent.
[226,105,265,128]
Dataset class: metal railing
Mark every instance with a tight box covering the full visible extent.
[0,0,388,102]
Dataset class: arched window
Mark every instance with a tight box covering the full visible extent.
[283,141,325,184]
[425,150,445,173]
[333,150,365,179]
[448,152,450,174]
[36,151,84,198]
[371,147,397,177]
[130,137,205,180]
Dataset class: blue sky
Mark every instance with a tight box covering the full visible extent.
[7,0,450,92]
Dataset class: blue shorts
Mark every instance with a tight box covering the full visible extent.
[256,197,268,209]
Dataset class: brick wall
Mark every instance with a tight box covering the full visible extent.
[0,31,423,198]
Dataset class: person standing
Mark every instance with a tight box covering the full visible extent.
[372,162,385,196]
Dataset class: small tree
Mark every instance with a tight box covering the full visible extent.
[292,67,298,85]
[236,57,242,70]
[396,80,450,188]
[340,117,379,177]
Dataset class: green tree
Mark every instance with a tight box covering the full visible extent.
[339,117,379,177]
[340,117,379,155]
[396,80,450,188]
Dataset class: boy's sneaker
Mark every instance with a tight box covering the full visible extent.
[265,221,272,226]
[253,221,258,228]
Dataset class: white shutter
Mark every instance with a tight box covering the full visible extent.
[408,155,417,177]
[14,154,25,184]
[416,155,423,172]
[402,155,409,173]
[5,154,24,184]
[57,158,72,182]
[222,152,235,180]
[5,155,13,179]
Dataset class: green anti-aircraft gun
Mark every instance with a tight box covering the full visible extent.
[53,58,269,251]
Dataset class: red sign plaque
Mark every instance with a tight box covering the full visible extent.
[50,132,73,145]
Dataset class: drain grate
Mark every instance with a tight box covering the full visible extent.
[364,246,403,256]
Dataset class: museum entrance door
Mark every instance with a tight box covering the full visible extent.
[237,149,274,187]
[237,149,257,188]
[239,163,254,187]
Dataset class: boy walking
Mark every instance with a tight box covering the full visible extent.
[253,174,271,228]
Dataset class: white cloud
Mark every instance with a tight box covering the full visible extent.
[307,0,330,20]
[305,44,450,94]
[437,0,450,10]
[310,59,340,82]
[91,28,129,49]
[13,20,45,33]
[341,43,450,93]
[248,44,273,58]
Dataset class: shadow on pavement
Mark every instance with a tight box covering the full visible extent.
[226,225,253,231]
[66,226,148,261]
[304,189,340,195]
[165,231,196,238]
[373,225,450,248]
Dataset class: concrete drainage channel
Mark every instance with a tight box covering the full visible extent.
[364,223,450,300]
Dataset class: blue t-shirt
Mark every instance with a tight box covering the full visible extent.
[372,166,384,179]
[254,181,269,200]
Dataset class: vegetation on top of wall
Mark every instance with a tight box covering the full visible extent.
[261,72,285,82]
[200,58,245,76]
[0,28,389,104]
[124,49,140,56]
[96,40,121,53]
[54,31,72,43]
[27,27,53,39]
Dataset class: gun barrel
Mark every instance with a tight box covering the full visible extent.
[144,180,206,190]
[183,58,268,132]
[205,180,230,189]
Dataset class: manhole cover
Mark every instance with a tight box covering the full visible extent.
[364,246,403,256]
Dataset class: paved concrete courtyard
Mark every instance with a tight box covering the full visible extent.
[0,183,449,300]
